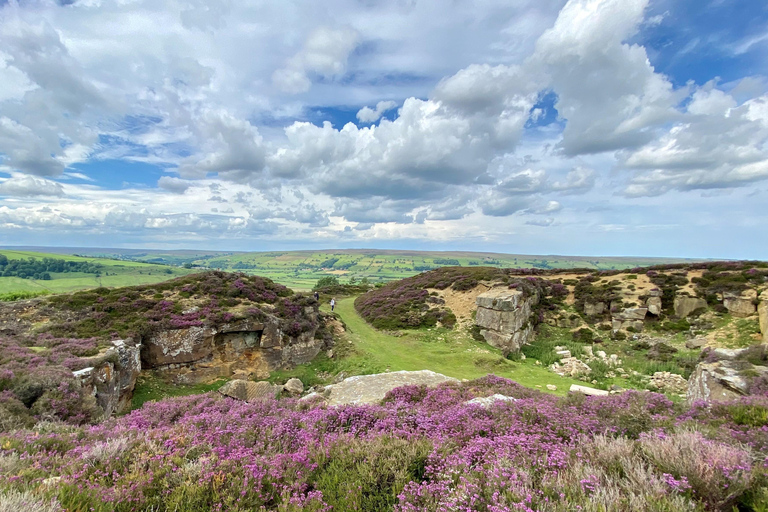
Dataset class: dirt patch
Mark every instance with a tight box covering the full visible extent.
[429,282,493,327]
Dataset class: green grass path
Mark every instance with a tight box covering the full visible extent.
[288,296,586,395]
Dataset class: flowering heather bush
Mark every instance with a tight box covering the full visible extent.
[42,271,313,340]
[1,375,766,511]
[355,267,565,330]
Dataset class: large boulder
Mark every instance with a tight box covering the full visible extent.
[674,296,707,318]
[74,339,142,417]
[646,296,662,316]
[584,302,606,317]
[475,288,537,354]
[686,360,768,404]
[219,380,281,402]
[313,370,458,406]
[759,291,768,342]
[723,291,757,318]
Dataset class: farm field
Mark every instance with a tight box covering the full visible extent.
[8,246,705,291]
[0,249,196,298]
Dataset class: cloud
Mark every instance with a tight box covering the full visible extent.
[0,175,64,197]
[272,27,360,94]
[356,100,397,123]
[157,176,191,194]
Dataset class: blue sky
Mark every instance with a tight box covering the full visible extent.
[0,0,767,259]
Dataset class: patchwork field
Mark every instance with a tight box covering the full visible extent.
[0,249,196,299]
[5,246,704,292]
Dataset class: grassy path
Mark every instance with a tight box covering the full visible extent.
[274,296,585,395]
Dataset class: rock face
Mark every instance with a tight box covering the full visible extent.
[723,291,757,318]
[75,339,142,417]
[142,313,328,384]
[687,360,768,403]
[674,296,707,318]
[611,307,647,332]
[759,292,768,342]
[311,370,458,406]
[219,380,281,402]
[474,288,538,354]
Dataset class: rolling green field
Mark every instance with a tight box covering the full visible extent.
[34,247,702,291]
[1,246,705,295]
[0,249,196,297]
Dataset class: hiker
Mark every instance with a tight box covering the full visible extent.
[313,291,319,301]
[330,298,336,311]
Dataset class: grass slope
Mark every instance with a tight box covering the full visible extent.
[270,296,586,396]
[0,249,195,296]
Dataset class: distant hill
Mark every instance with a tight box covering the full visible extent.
[1,246,708,292]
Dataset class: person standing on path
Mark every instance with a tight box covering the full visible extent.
[330,298,336,311]
[314,291,319,301]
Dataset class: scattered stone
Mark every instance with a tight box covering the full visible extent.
[219,380,281,402]
[283,378,304,395]
[596,350,606,359]
[555,349,571,359]
[546,384,557,391]
[648,372,688,394]
[550,357,592,378]
[466,394,517,408]
[582,346,593,358]
[570,384,609,396]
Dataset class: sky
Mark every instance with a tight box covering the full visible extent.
[0,0,767,259]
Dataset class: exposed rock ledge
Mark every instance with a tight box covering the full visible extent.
[302,370,458,406]
[474,288,538,355]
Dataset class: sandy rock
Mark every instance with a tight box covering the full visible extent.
[646,296,662,316]
[466,394,517,408]
[219,380,281,402]
[582,346,593,358]
[674,296,707,318]
[475,288,538,354]
[617,308,648,321]
[546,384,557,391]
[685,337,708,349]
[320,370,458,406]
[584,302,606,316]
[569,384,609,396]
[723,292,757,318]
[283,378,304,395]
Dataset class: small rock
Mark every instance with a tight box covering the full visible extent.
[597,350,607,359]
[555,349,571,359]
[570,384,609,396]
[219,380,281,402]
[546,384,557,391]
[283,378,304,395]
[466,394,517,408]
[685,337,707,350]
[326,349,334,358]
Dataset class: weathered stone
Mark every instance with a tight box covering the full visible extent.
[648,289,663,298]
[283,378,304,395]
[465,394,517,408]
[584,302,606,316]
[685,337,708,349]
[143,326,215,367]
[646,297,662,316]
[219,380,281,402]
[475,288,537,354]
[760,295,768,342]
[723,292,757,318]
[711,347,749,360]
[648,372,688,394]
[582,346,593,358]
[74,339,142,417]
[674,296,707,318]
[555,349,571,359]
[546,384,557,391]
[318,370,459,406]
[616,308,648,321]
[686,360,768,403]
[569,384,609,396]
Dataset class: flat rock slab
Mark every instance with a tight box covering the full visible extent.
[324,370,459,406]
[465,394,517,408]
[219,380,281,402]
[569,384,609,396]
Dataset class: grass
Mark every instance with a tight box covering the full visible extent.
[130,374,229,410]
[269,297,587,396]
[0,249,196,296]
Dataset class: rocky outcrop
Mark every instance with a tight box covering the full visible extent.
[759,291,768,342]
[475,288,538,354]
[646,289,663,316]
[611,307,647,332]
[647,372,688,394]
[74,339,141,417]
[723,290,757,318]
[674,296,707,318]
[219,380,281,402]
[550,357,592,378]
[304,370,458,406]
[142,313,328,384]
[584,302,606,317]
[687,359,768,403]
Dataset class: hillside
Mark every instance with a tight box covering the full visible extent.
[3,246,704,291]
[0,249,195,299]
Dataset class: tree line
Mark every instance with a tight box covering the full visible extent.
[0,255,103,280]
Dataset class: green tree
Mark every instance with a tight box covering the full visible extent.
[313,276,339,290]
